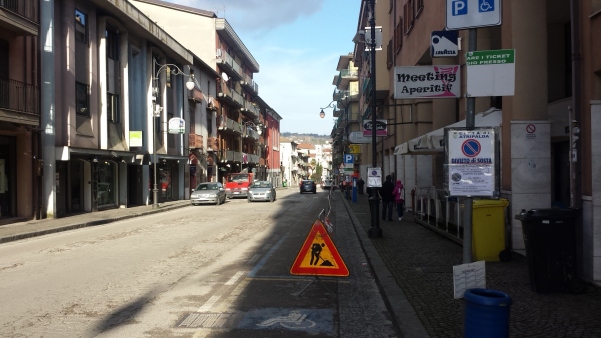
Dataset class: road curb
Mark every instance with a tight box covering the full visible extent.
[341,194,430,338]
[0,203,191,244]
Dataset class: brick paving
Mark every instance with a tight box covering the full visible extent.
[344,192,601,338]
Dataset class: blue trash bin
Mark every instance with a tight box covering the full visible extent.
[463,288,512,338]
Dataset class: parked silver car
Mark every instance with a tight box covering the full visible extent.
[247,181,276,202]
[190,182,226,206]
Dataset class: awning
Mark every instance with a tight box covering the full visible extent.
[394,108,502,155]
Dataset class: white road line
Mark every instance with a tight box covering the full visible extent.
[225,271,245,285]
[247,254,260,264]
[196,295,220,312]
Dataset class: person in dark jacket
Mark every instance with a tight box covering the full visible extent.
[379,175,395,221]
[357,177,365,195]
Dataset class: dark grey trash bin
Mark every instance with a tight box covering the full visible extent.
[515,208,583,293]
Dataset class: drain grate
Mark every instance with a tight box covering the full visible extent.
[177,312,244,329]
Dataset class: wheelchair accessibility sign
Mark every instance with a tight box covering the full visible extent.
[446,0,502,30]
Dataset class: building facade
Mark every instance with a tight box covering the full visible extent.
[336,0,601,283]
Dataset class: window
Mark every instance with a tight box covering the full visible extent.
[107,93,119,122]
[76,82,89,117]
[106,24,119,60]
[403,2,414,34]
[75,9,87,44]
[386,40,393,68]
[416,0,424,17]
[394,18,403,54]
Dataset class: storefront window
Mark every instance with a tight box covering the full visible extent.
[159,164,172,201]
[97,161,116,207]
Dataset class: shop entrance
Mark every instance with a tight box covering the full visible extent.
[0,136,16,218]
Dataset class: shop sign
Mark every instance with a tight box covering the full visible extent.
[394,65,461,99]
[168,117,185,134]
[129,131,143,147]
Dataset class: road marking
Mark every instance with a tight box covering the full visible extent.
[247,254,261,264]
[225,271,245,285]
[197,295,220,312]
[263,244,272,250]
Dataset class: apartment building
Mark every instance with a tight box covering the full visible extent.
[340,0,601,283]
[130,0,274,185]
[0,1,39,221]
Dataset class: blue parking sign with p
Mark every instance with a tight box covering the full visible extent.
[452,0,467,15]
[344,154,354,164]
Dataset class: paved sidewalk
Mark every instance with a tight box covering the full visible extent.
[343,192,601,338]
[0,200,191,244]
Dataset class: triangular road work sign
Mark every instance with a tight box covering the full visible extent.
[290,219,349,277]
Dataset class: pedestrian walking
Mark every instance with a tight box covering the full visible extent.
[392,180,404,221]
[379,175,394,221]
[357,177,365,195]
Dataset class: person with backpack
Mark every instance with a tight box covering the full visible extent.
[392,179,405,221]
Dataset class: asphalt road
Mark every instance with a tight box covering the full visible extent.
[0,188,398,338]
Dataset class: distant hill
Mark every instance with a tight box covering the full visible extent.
[281,132,332,145]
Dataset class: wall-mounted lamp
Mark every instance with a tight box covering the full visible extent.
[319,100,337,119]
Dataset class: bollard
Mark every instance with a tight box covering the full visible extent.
[463,288,511,338]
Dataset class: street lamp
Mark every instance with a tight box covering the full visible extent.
[366,0,382,238]
[151,62,195,209]
[319,100,337,119]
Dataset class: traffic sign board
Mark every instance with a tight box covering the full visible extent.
[446,0,502,30]
[290,220,349,277]
[343,154,354,164]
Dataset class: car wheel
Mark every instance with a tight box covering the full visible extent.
[215,197,221,206]
[247,198,252,203]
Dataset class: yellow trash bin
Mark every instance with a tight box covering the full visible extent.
[472,198,510,262]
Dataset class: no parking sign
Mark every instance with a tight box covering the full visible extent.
[445,127,499,197]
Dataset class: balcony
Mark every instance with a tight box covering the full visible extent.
[217,84,244,108]
[217,115,243,135]
[206,137,219,152]
[0,0,38,35]
[216,49,242,80]
[242,125,260,140]
[241,100,260,118]
[240,74,259,95]
[188,134,204,149]
[244,153,260,164]
[0,76,40,125]
[336,68,359,88]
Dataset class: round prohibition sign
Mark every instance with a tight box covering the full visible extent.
[461,139,481,158]
[526,124,536,134]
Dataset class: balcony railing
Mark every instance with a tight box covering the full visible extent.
[188,134,204,149]
[0,77,39,116]
[217,115,243,134]
[206,137,219,152]
[240,74,259,95]
[0,0,38,23]
[218,84,244,108]
[216,49,242,79]
[242,100,260,117]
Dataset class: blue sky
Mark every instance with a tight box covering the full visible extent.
[165,0,359,136]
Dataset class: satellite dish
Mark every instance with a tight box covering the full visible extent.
[221,72,229,82]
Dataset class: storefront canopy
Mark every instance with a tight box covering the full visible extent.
[394,108,502,156]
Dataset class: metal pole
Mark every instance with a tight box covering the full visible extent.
[152,80,159,209]
[463,28,477,263]
[41,0,56,218]
[368,0,382,238]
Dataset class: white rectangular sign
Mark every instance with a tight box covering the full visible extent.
[453,261,486,299]
[367,167,382,188]
[466,49,515,97]
[394,66,461,99]
[447,128,496,197]
[446,0,502,30]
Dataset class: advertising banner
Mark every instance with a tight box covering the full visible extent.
[394,65,461,99]
[168,117,185,134]
[363,119,387,137]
